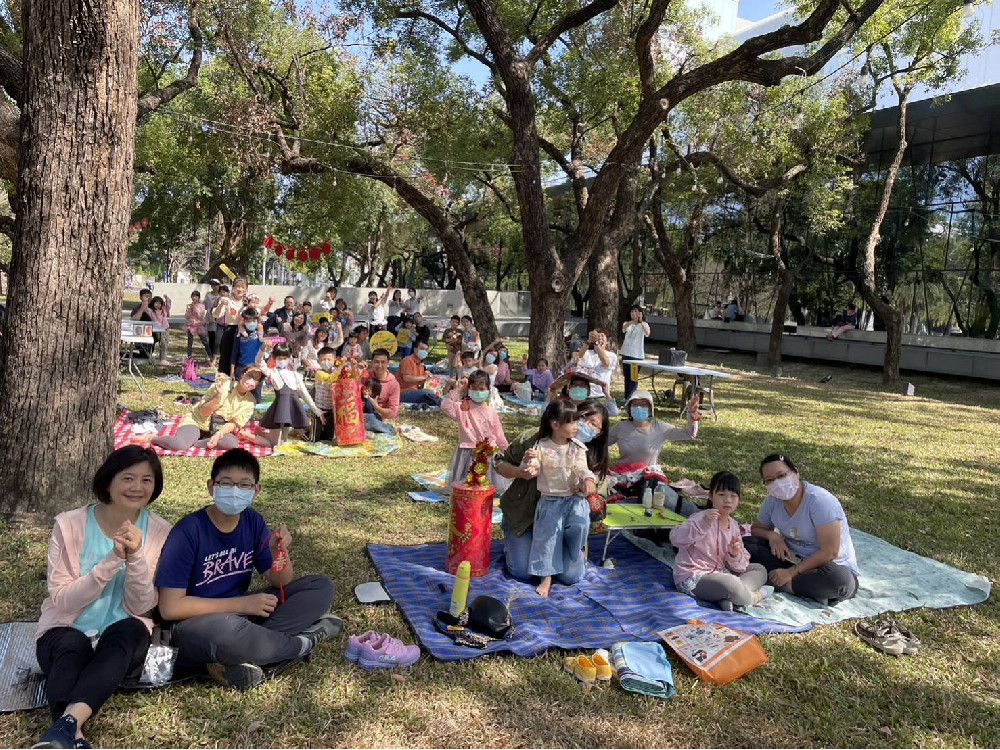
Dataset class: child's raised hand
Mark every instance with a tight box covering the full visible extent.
[457,377,469,391]
[703,508,720,525]
[727,536,744,556]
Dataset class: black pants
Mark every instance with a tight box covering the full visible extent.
[315,408,335,441]
[744,535,858,604]
[187,331,211,359]
[36,618,149,722]
[170,575,333,672]
[217,324,238,374]
[622,361,639,401]
[207,329,217,357]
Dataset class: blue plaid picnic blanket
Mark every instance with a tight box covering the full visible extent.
[367,537,810,661]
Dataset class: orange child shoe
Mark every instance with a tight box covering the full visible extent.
[591,652,613,681]
[563,655,597,683]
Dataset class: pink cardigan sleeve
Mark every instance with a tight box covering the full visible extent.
[441,392,461,420]
[122,515,170,617]
[46,518,124,613]
[489,408,509,450]
[669,511,712,549]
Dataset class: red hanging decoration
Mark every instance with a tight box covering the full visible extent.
[267,236,333,266]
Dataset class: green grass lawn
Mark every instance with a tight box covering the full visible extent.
[1,346,998,748]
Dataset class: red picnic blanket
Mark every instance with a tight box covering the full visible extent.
[113,411,274,458]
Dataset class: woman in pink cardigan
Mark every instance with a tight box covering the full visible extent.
[34,446,172,750]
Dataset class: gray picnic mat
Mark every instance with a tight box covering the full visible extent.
[0,622,46,713]
[626,528,992,627]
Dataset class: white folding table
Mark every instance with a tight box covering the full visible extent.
[621,360,731,421]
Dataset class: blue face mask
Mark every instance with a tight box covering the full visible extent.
[576,420,598,443]
[499,352,507,360]
[485,354,496,364]
[212,485,254,516]
[321,362,334,371]
[468,389,490,403]
[630,406,651,422]
[244,321,258,331]
[417,349,429,360]
[568,386,590,402]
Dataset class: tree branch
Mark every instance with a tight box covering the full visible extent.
[395,9,497,72]
[136,0,204,121]
[0,42,22,106]
[526,0,620,67]
[636,0,671,99]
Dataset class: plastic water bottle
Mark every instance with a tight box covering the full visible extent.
[449,560,471,617]
[642,487,653,516]
[652,485,665,510]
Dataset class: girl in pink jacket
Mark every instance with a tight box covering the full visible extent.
[442,369,510,492]
[669,471,773,612]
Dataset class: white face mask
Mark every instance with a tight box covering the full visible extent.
[768,475,800,501]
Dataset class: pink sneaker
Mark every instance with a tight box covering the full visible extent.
[358,634,420,670]
[345,631,380,663]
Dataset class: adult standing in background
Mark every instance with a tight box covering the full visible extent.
[203,279,221,369]
[620,305,650,400]
[573,329,619,415]
[214,278,247,375]
[320,286,339,313]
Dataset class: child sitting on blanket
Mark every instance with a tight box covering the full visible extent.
[256,343,323,445]
[669,471,773,612]
[521,355,554,397]
[442,369,509,492]
[458,350,478,379]
[521,400,597,597]
[362,378,395,435]
[342,330,364,362]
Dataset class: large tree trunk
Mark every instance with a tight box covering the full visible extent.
[528,287,571,369]
[670,278,697,353]
[0,0,139,516]
[587,236,619,337]
[768,275,794,367]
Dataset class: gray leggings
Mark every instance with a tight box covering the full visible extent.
[152,424,241,452]
[692,563,768,607]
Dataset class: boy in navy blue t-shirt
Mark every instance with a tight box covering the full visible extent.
[156,449,339,690]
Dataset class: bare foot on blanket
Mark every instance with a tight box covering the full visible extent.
[130,434,155,446]
[536,576,552,597]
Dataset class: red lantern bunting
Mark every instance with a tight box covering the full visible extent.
[265,235,333,266]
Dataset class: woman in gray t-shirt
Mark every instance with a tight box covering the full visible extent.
[607,389,701,515]
[745,453,859,606]
[607,389,699,467]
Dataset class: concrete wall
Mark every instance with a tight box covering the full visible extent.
[146,283,534,319]
[649,316,1000,381]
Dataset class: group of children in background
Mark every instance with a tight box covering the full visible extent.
[137,287,767,611]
